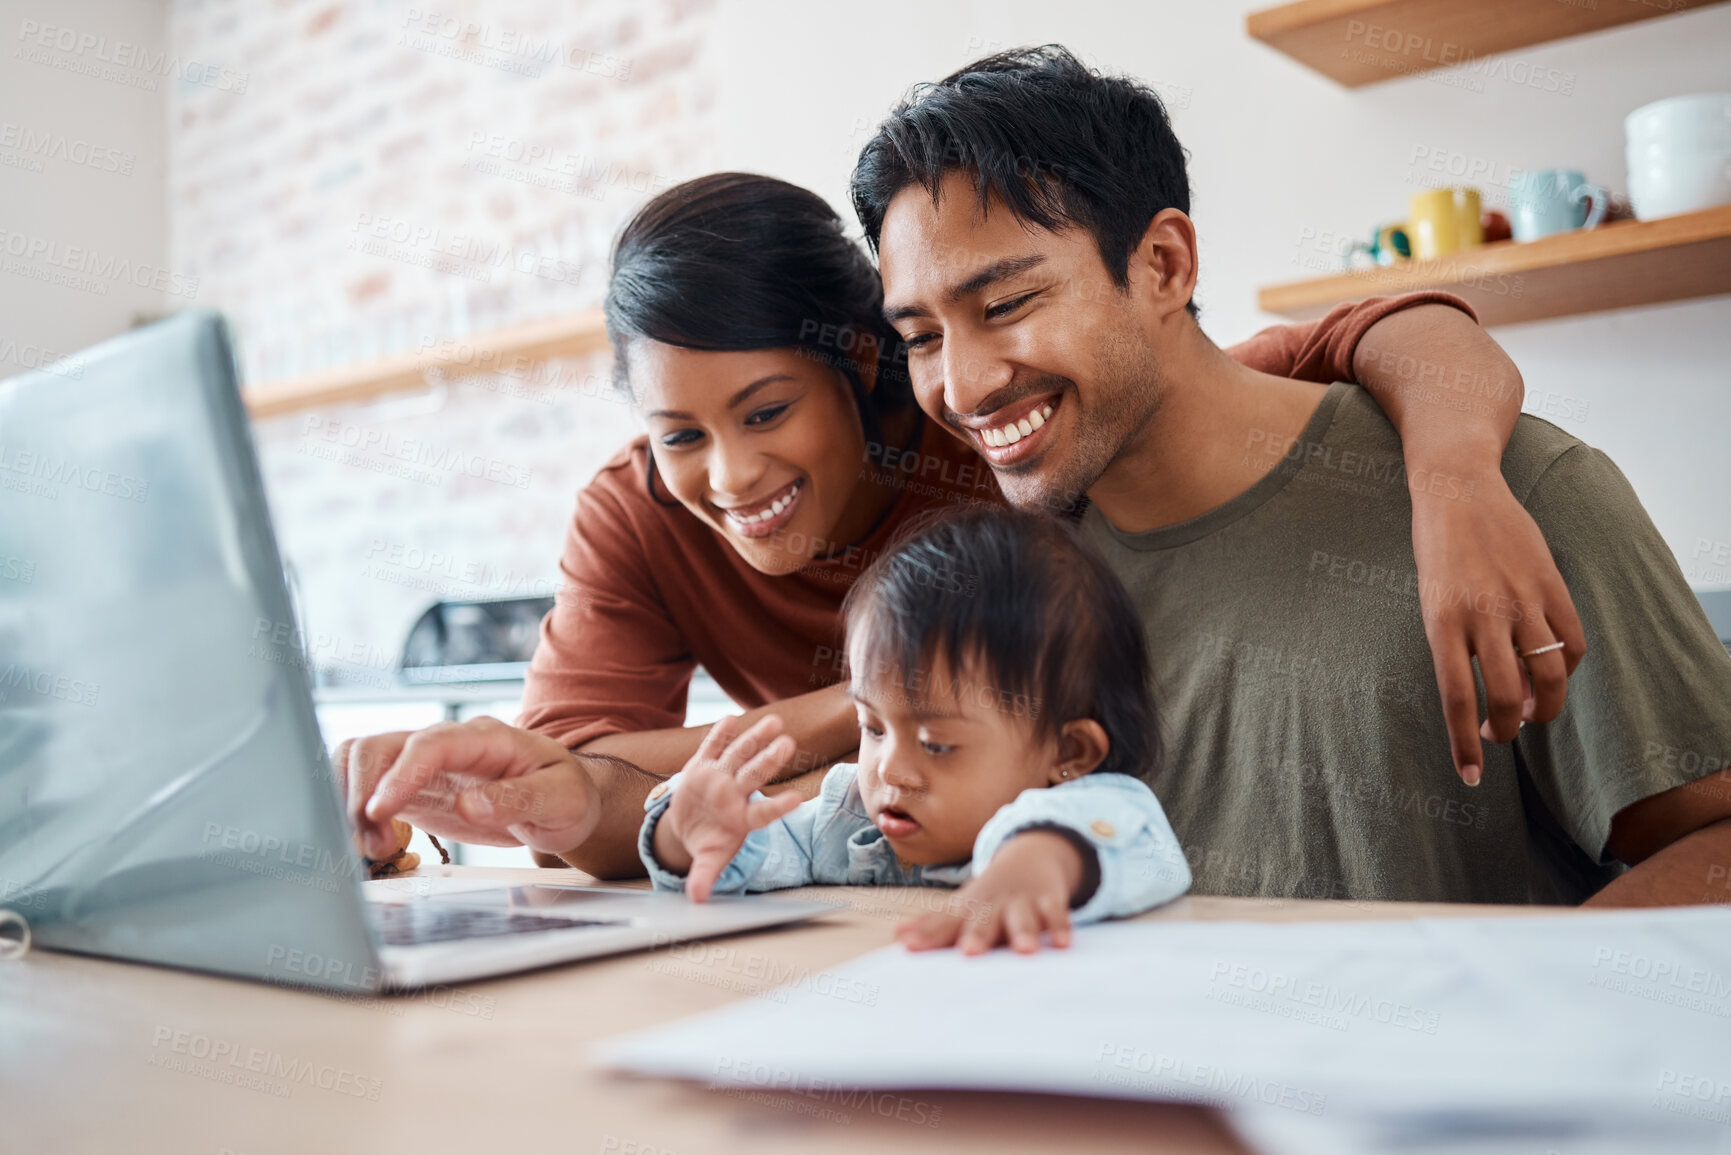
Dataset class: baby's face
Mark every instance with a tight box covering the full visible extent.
[848,650,1059,866]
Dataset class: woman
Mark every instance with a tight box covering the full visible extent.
[342,173,1575,878]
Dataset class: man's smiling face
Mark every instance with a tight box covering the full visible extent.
[877,170,1165,513]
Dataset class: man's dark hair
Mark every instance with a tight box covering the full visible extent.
[851,44,1197,316]
[843,505,1161,779]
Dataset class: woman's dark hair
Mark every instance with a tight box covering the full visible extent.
[850,45,1197,317]
[842,506,1161,779]
[604,173,913,449]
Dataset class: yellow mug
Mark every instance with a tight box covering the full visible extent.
[1407,188,1483,259]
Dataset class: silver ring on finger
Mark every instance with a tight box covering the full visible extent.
[1518,640,1566,660]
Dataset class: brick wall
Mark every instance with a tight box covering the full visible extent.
[167,0,719,681]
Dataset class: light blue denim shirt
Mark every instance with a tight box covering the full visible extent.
[638,764,1192,923]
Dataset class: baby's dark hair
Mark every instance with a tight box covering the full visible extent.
[841,506,1160,779]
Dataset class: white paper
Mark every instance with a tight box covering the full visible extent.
[1230,1101,1731,1155]
[595,907,1731,1149]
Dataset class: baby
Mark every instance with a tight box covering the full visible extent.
[639,507,1191,953]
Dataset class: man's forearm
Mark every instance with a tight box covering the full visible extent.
[1352,304,1523,474]
[1585,818,1731,908]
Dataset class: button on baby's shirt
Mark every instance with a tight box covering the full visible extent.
[1090,819,1116,838]
[648,781,670,803]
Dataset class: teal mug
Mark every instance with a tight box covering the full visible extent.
[1344,222,1411,269]
[1509,168,1608,241]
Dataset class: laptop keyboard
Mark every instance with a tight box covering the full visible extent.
[369,902,621,947]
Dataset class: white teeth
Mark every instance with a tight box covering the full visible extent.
[726,481,799,526]
[981,403,1055,449]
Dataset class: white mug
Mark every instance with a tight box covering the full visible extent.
[1625,93,1731,220]
[1509,168,1607,241]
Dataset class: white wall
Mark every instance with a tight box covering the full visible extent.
[712,0,1731,587]
[0,0,170,372]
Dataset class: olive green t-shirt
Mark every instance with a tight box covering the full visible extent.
[1084,383,1731,904]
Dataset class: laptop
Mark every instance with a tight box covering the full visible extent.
[0,311,836,992]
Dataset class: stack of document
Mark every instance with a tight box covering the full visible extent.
[596,907,1731,1153]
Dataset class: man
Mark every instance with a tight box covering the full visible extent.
[850,46,1731,905]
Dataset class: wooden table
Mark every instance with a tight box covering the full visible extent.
[0,866,1545,1155]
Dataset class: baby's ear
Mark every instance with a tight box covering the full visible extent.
[1050,719,1110,784]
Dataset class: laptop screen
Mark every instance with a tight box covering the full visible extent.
[0,312,383,991]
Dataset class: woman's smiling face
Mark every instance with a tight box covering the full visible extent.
[629,340,886,576]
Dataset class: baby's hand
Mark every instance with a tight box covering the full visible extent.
[654,714,801,902]
[895,830,1086,955]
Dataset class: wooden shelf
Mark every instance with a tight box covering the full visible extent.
[242,308,610,419]
[1258,203,1731,326]
[1247,0,1729,88]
